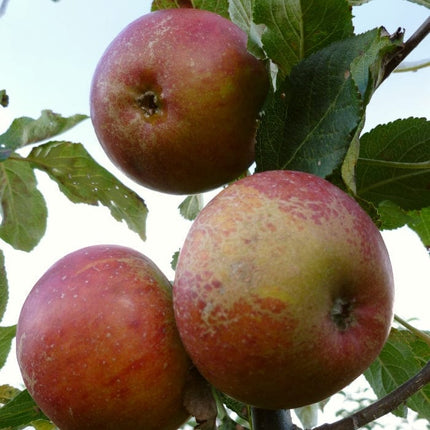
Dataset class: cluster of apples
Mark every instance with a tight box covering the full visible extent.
[16,8,394,430]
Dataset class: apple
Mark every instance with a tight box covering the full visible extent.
[16,245,191,430]
[173,170,394,409]
[90,8,269,195]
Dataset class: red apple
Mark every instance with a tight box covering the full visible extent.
[90,8,269,195]
[16,245,191,430]
[173,170,394,409]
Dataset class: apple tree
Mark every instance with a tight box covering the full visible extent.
[0,0,429,429]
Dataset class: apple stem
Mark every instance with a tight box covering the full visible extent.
[250,407,299,430]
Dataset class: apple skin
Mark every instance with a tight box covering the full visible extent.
[90,8,269,195]
[16,245,191,430]
[173,170,394,409]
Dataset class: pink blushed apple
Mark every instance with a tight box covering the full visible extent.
[90,8,269,195]
[16,245,191,430]
[173,170,394,409]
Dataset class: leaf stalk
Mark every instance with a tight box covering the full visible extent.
[394,314,430,348]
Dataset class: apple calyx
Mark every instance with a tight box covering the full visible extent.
[330,297,356,331]
[136,90,161,118]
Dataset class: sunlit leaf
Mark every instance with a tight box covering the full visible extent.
[30,419,57,430]
[178,194,203,220]
[0,110,88,161]
[0,385,20,404]
[27,141,148,241]
[295,403,319,428]
[0,156,47,251]
[0,389,48,428]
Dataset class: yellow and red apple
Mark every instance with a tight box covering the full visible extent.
[173,170,394,409]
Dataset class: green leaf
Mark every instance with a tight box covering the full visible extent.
[0,110,88,161]
[151,0,192,9]
[229,0,266,58]
[0,389,48,428]
[408,207,430,250]
[338,28,401,193]
[30,419,57,430]
[0,90,8,108]
[341,117,366,194]
[356,118,430,211]
[256,32,376,176]
[27,141,148,241]
[151,0,230,17]
[350,27,402,104]
[378,201,430,249]
[295,403,319,429]
[364,328,430,420]
[405,0,430,8]
[0,325,16,370]
[0,250,8,323]
[0,385,20,404]
[215,390,248,421]
[0,156,47,252]
[178,194,203,221]
[256,27,401,178]
[193,0,229,17]
[253,0,354,79]
[377,200,414,230]
[171,250,180,271]
[218,414,239,430]
[348,0,372,5]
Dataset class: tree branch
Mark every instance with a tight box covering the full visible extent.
[314,360,430,430]
[381,15,430,82]
[251,408,299,430]
[394,59,430,73]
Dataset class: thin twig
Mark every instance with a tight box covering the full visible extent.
[394,59,430,73]
[314,360,430,430]
[381,15,430,83]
